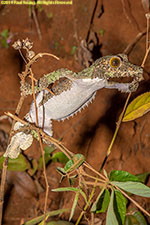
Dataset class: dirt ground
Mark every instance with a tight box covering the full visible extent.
[0,0,150,224]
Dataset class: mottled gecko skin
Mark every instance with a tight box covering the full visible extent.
[21,54,143,95]
[23,54,143,137]
[4,54,143,159]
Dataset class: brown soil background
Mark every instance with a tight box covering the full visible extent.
[0,0,150,224]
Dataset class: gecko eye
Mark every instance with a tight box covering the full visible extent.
[109,57,121,68]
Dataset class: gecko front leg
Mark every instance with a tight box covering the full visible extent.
[20,68,77,96]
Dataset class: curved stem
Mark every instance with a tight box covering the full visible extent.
[99,92,131,172]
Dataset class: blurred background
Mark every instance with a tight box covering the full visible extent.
[0,0,150,224]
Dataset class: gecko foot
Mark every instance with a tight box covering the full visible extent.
[129,80,139,92]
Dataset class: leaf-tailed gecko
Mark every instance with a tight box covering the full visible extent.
[4,54,143,158]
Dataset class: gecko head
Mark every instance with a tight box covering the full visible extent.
[93,54,143,82]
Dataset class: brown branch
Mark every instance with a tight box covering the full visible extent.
[28,74,55,96]
[0,94,26,225]
[0,50,59,225]
[0,158,8,225]
[22,53,59,81]
[5,112,73,159]
[30,68,49,224]
[32,6,42,40]
[121,0,140,32]
[123,30,146,55]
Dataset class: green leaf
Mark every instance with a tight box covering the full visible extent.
[125,215,139,225]
[46,221,74,225]
[106,190,119,225]
[91,189,110,213]
[136,172,150,183]
[52,152,69,163]
[52,187,87,221]
[78,189,87,203]
[110,170,139,182]
[99,29,105,36]
[56,154,85,178]
[64,154,85,172]
[103,169,108,178]
[38,154,51,168]
[114,190,127,225]
[0,154,30,171]
[1,38,8,48]
[24,208,70,225]
[64,159,74,172]
[123,92,150,122]
[72,153,85,166]
[125,212,148,225]
[69,174,78,186]
[28,159,38,176]
[52,187,79,192]
[69,191,79,221]
[111,181,150,197]
[71,46,77,55]
[69,178,74,186]
[56,167,66,175]
[38,215,49,225]
[46,12,53,19]
[1,29,9,38]
[38,145,54,168]
[73,153,85,162]
[55,42,59,49]
[133,211,148,225]
[44,145,55,154]
[52,187,87,203]
[1,29,9,48]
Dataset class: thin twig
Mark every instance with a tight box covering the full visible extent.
[0,51,59,225]
[0,94,26,225]
[0,96,26,225]
[83,162,106,180]
[86,0,99,43]
[81,171,105,183]
[123,30,146,55]
[100,31,150,171]
[75,186,104,225]
[84,181,106,187]
[99,92,131,172]
[107,93,131,158]
[146,15,149,51]
[90,213,94,225]
[5,112,73,159]
[9,95,25,140]
[30,69,49,224]
[19,49,28,64]
[23,53,59,79]
[141,44,150,67]
[0,158,8,225]
[32,6,42,40]
[76,162,108,225]
[121,0,140,32]
[28,75,55,96]
[0,45,32,224]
